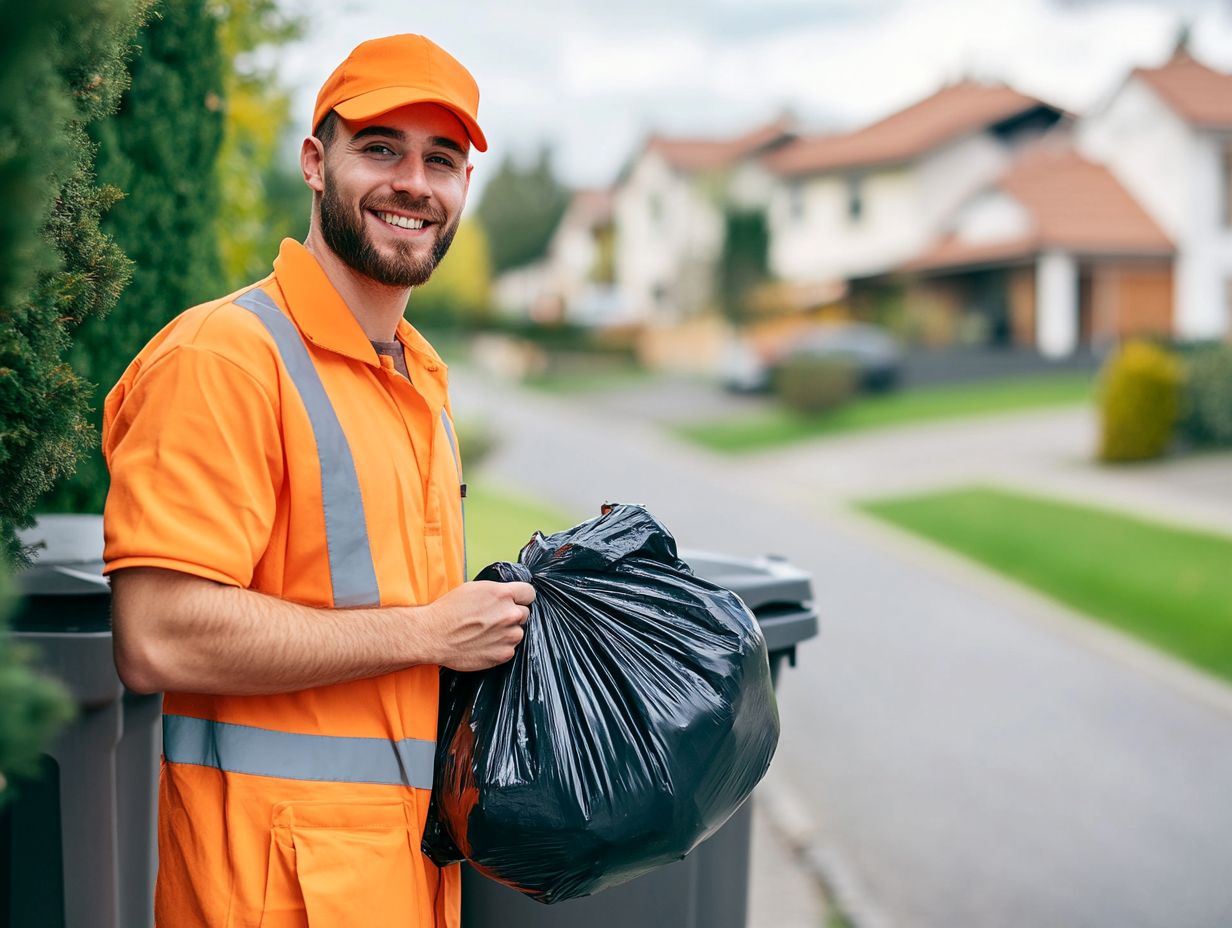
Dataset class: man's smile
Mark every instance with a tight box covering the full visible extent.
[371,209,436,234]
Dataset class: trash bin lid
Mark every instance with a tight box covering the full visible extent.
[16,514,107,595]
[13,514,110,632]
[682,549,818,652]
[681,549,813,612]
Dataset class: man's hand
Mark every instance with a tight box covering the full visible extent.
[421,580,536,672]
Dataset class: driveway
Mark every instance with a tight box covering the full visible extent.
[453,368,1232,928]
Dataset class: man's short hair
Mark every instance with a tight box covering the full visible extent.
[314,111,339,149]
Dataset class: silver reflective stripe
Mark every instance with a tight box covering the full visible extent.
[234,289,380,607]
[439,410,468,579]
[163,714,435,789]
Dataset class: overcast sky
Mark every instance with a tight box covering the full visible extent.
[279,0,1232,193]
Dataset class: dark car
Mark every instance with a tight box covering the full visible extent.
[723,323,903,393]
[776,322,903,391]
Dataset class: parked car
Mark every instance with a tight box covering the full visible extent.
[721,323,904,393]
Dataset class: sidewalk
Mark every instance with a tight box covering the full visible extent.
[748,798,832,928]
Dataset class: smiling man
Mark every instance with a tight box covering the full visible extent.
[101,35,534,927]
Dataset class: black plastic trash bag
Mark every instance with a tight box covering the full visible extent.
[423,503,780,904]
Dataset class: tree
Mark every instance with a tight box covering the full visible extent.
[475,147,570,275]
[0,0,148,566]
[43,0,227,514]
[717,207,771,329]
[0,0,141,801]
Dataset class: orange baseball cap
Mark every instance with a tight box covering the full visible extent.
[313,34,487,152]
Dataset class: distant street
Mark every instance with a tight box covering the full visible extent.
[454,368,1232,928]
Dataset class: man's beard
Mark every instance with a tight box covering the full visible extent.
[318,180,459,288]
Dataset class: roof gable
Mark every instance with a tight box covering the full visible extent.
[907,141,1172,272]
[1133,49,1232,130]
[764,81,1060,176]
[632,118,796,177]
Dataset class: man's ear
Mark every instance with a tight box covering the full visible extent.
[301,136,326,194]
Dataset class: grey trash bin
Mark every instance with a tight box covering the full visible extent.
[1,515,160,928]
[459,548,818,928]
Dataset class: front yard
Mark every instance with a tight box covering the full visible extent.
[465,482,578,573]
[861,486,1232,682]
[674,373,1094,453]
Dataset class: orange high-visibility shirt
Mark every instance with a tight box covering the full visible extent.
[103,238,466,927]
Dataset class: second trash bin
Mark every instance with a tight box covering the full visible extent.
[0,515,160,928]
[459,548,818,928]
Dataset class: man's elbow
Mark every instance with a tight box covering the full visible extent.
[113,624,169,694]
[110,568,186,694]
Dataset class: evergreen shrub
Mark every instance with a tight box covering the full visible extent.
[774,356,859,416]
[1179,343,1232,447]
[0,0,147,565]
[1098,340,1182,462]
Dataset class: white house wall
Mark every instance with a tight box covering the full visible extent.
[768,132,1011,286]
[615,151,725,323]
[1079,77,1230,340]
[915,134,1011,236]
[727,160,780,211]
[950,189,1032,244]
[1178,132,1232,339]
[1077,77,1191,240]
[768,168,916,282]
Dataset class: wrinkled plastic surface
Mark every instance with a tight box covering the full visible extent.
[422,503,780,904]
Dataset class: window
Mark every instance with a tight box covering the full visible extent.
[648,193,663,228]
[789,181,805,223]
[846,173,863,223]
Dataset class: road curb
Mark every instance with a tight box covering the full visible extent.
[757,769,896,928]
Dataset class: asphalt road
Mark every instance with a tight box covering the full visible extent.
[453,369,1232,928]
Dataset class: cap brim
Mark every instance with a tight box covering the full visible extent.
[332,87,488,152]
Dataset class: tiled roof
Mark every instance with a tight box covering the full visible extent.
[1134,49,1232,129]
[764,81,1058,176]
[646,119,795,172]
[907,143,1173,272]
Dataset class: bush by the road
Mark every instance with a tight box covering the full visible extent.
[1098,340,1182,462]
[774,355,859,416]
[1179,344,1232,448]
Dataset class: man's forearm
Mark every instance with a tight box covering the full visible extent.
[111,567,438,695]
[111,566,534,696]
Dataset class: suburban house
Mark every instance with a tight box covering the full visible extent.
[762,81,1065,291]
[1076,39,1232,344]
[899,136,1174,356]
[492,188,619,326]
[612,119,795,325]
[492,41,1232,367]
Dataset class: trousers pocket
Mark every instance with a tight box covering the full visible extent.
[262,799,420,928]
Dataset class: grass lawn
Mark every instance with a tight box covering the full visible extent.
[465,482,579,574]
[522,362,653,395]
[675,373,1094,453]
[860,486,1232,681]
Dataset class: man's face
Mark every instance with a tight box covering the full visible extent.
[316,103,472,288]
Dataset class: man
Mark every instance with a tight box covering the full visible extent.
[103,35,534,927]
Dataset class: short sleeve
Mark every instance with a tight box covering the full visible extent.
[103,344,283,587]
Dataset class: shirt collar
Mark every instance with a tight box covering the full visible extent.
[271,239,449,385]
